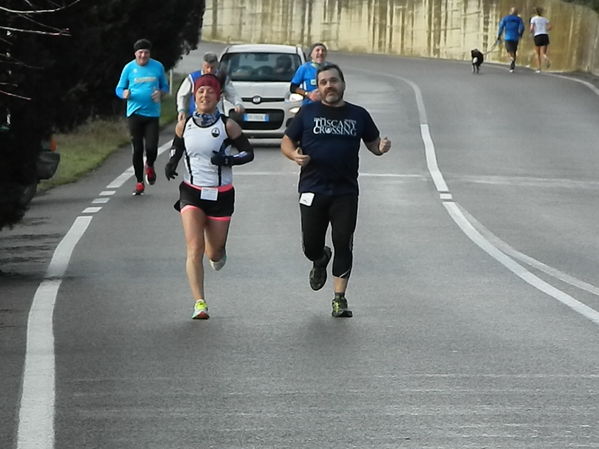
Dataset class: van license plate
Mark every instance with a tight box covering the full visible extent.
[244,113,269,122]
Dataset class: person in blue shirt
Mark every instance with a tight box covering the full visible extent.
[281,63,391,318]
[115,39,169,195]
[290,42,328,104]
[497,7,525,72]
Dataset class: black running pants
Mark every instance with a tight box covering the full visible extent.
[127,114,159,182]
[300,193,358,279]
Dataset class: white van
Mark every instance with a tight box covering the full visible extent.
[219,44,306,139]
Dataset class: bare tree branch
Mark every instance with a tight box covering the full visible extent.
[0,0,82,15]
[15,11,72,35]
[0,88,31,100]
[0,25,71,37]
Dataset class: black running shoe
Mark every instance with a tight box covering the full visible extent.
[332,297,353,318]
[309,246,332,291]
[509,60,515,72]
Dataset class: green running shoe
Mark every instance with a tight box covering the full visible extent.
[309,246,332,290]
[332,297,353,318]
[192,299,209,320]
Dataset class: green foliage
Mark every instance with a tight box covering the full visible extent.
[40,73,183,191]
[0,1,205,228]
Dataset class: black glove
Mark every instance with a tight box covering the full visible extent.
[165,160,178,180]
[210,151,232,166]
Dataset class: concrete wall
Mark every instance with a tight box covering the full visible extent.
[202,0,599,74]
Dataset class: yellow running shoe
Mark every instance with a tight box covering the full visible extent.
[192,299,209,320]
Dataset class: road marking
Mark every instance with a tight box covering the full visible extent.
[106,167,135,189]
[444,201,599,325]
[81,206,102,214]
[459,206,599,297]
[92,198,110,204]
[350,66,599,326]
[550,73,599,96]
[105,142,171,189]
[17,141,172,449]
[17,216,92,449]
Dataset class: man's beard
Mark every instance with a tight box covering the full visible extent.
[321,89,343,106]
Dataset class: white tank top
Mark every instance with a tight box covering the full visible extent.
[182,116,233,187]
[530,16,550,36]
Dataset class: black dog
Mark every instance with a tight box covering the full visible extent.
[471,49,484,74]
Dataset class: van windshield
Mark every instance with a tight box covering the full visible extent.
[220,52,302,82]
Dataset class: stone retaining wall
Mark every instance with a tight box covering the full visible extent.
[202,0,599,74]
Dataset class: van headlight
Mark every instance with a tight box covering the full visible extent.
[289,93,303,102]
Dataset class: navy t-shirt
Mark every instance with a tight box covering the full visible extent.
[285,101,379,196]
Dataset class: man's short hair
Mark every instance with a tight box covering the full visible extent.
[133,39,152,52]
[203,52,219,65]
[316,63,345,83]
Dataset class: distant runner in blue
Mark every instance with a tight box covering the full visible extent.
[281,63,391,318]
[115,38,169,195]
[497,7,525,72]
[290,42,328,105]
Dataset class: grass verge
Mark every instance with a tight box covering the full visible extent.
[40,74,182,191]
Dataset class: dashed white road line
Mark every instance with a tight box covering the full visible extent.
[16,142,171,449]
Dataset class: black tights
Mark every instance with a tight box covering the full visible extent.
[300,194,358,279]
[127,114,159,182]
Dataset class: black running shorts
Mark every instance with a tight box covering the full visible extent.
[175,182,235,219]
[505,40,519,53]
[534,34,550,46]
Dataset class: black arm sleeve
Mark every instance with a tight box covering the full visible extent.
[290,83,300,94]
[168,135,185,163]
[227,133,254,166]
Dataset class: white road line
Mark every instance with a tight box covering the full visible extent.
[444,202,599,325]
[459,206,599,297]
[81,206,102,214]
[92,198,110,204]
[350,66,599,326]
[17,216,92,449]
[550,73,599,96]
[106,167,135,189]
[106,142,170,189]
[16,141,171,449]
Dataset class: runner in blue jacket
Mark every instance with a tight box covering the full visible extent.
[115,39,169,195]
[497,7,525,72]
[290,43,328,105]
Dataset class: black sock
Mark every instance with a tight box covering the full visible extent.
[334,292,345,300]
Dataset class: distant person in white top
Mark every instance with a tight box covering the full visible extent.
[176,52,245,123]
[530,7,552,73]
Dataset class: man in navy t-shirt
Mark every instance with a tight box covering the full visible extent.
[281,63,391,318]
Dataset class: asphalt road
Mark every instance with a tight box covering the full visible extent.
[1,43,599,449]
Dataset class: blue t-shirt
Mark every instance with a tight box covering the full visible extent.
[498,14,525,42]
[290,62,320,105]
[285,101,380,196]
[115,58,169,117]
